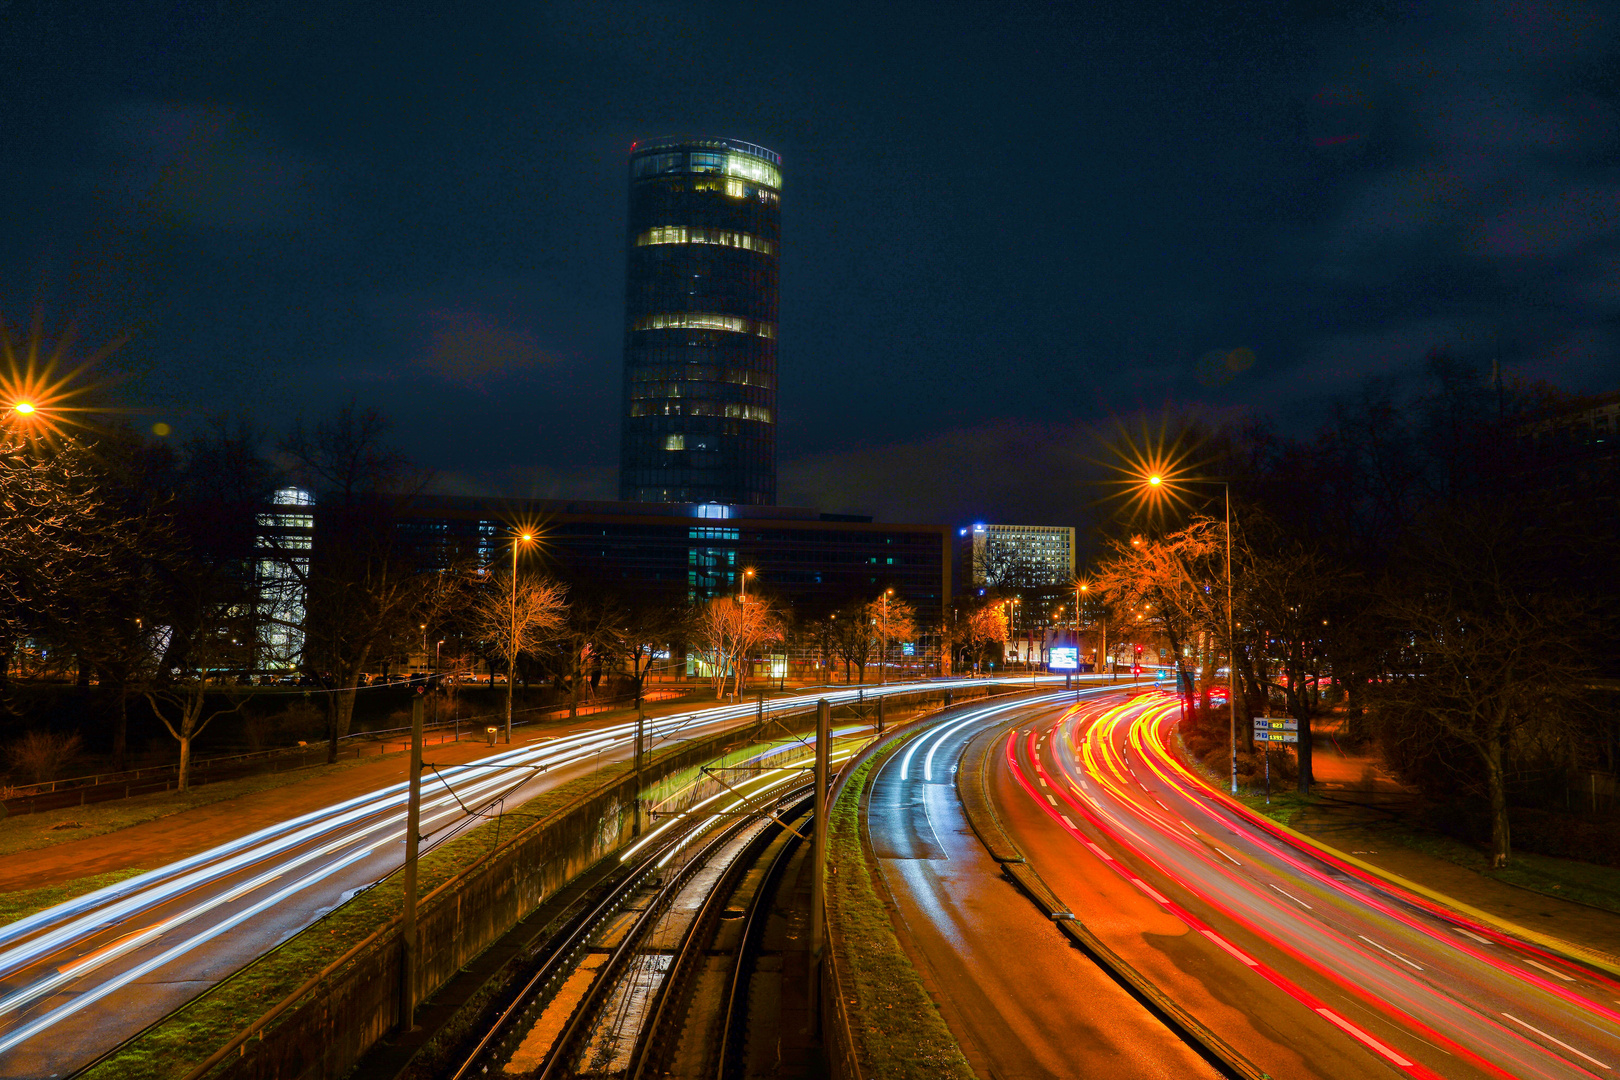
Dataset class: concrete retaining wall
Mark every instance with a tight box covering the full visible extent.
[214,722,808,1080]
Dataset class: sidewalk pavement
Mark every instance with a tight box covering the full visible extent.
[1293,732,1620,961]
[0,691,735,896]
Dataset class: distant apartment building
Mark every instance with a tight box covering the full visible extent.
[962,523,1075,587]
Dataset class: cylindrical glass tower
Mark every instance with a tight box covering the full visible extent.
[618,137,781,506]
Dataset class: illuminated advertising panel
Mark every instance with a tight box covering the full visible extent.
[1049,646,1079,671]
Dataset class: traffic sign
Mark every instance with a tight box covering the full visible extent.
[1252,718,1298,731]
[1265,732,1299,743]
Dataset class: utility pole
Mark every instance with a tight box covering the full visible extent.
[633,702,646,836]
[400,694,424,1031]
[808,698,831,1018]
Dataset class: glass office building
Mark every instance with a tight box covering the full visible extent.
[619,138,781,505]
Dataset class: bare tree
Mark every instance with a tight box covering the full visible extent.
[270,403,447,761]
[142,609,254,792]
[956,603,1008,674]
[865,595,917,682]
[1373,514,1594,866]
[1093,521,1223,719]
[690,597,783,698]
[474,572,567,742]
[618,600,681,708]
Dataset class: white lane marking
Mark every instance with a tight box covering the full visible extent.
[1061,815,1076,829]
[1268,883,1313,910]
[1045,794,1058,807]
[1131,878,1170,905]
[1316,1007,1414,1067]
[1200,928,1258,967]
[1523,957,1577,982]
[1452,926,1492,945]
[1084,840,1114,862]
[1155,798,1171,811]
[1502,1012,1611,1070]
[1216,848,1242,867]
[1180,820,1198,835]
[1359,934,1424,972]
[1040,777,1048,787]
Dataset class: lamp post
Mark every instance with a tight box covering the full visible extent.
[1142,472,1238,795]
[737,568,755,695]
[506,531,535,745]
[879,587,892,686]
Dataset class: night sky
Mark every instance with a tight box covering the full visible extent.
[4,0,1617,527]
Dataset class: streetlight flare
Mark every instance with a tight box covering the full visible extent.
[13,401,35,415]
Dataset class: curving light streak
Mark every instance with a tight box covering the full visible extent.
[1025,695,1620,1080]
[0,676,1096,1059]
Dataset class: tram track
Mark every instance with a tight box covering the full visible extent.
[451,775,823,1080]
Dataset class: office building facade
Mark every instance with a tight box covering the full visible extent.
[963,523,1076,587]
[619,137,781,505]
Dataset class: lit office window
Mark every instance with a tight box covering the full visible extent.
[725,153,781,189]
[664,434,685,451]
[634,313,776,338]
[635,226,776,255]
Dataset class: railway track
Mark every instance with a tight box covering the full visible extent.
[452,783,814,1080]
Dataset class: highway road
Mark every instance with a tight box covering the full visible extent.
[866,685,1225,1080]
[981,692,1620,1080]
[0,676,1059,1079]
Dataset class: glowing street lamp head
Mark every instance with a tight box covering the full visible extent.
[520,533,533,543]
[12,401,35,416]
[1098,417,1213,522]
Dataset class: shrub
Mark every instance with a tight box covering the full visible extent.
[244,703,325,751]
[6,731,83,784]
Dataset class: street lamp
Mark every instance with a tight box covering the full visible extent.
[1138,471,1238,795]
[879,587,893,686]
[505,531,536,744]
[739,566,755,601]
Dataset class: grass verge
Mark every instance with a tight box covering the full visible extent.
[79,760,634,1080]
[78,725,819,1080]
[0,753,397,860]
[826,744,976,1080]
[1235,789,1321,827]
[1387,825,1620,916]
[0,868,149,928]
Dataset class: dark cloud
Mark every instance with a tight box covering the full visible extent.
[1,0,1616,531]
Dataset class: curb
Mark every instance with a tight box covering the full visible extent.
[1229,794,1620,978]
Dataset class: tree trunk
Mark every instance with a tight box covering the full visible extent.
[177,733,192,793]
[1295,699,1313,795]
[112,690,129,772]
[1482,740,1511,867]
[327,687,358,763]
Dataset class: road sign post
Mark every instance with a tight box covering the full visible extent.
[1253,718,1299,804]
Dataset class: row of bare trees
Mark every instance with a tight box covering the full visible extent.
[1086,355,1612,867]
